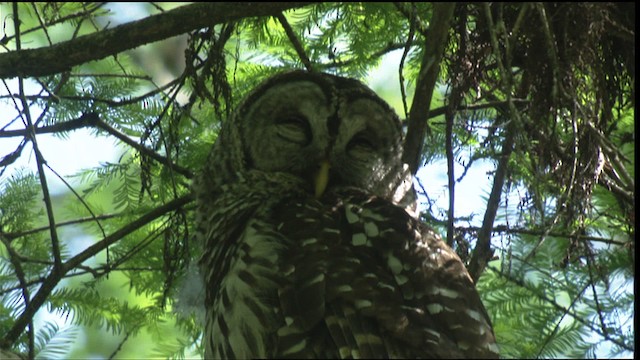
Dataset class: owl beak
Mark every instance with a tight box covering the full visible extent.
[314,160,331,198]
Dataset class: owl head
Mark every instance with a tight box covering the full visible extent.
[200,70,413,205]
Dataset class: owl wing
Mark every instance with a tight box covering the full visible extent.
[198,174,303,359]
[271,188,499,358]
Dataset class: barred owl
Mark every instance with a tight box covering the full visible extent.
[193,71,499,358]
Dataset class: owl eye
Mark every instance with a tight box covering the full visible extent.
[275,115,312,146]
[347,132,378,157]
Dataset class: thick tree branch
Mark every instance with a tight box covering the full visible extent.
[0,2,313,79]
[402,2,456,174]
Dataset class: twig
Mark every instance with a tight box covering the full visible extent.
[3,214,122,241]
[0,236,33,358]
[2,194,193,348]
[317,42,407,70]
[30,3,54,46]
[535,277,590,358]
[103,219,170,275]
[586,121,634,192]
[1,111,193,181]
[535,3,562,101]
[487,264,633,352]
[0,264,166,296]
[13,2,63,270]
[598,174,634,205]
[586,246,609,339]
[0,3,107,47]
[277,13,313,72]
[44,163,108,237]
[0,76,184,107]
[68,194,192,270]
[67,73,153,80]
[94,116,193,179]
[0,112,99,138]
[457,225,628,247]
[393,3,429,37]
[443,9,470,248]
[9,5,36,358]
[108,332,132,360]
[0,139,28,169]
[398,6,415,120]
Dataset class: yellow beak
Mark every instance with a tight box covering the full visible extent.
[314,160,331,198]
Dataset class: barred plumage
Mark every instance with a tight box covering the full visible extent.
[193,71,499,358]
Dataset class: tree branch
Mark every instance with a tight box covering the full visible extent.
[316,42,407,71]
[13,4,63,271]
[0,3,107,46]
[0,112,193,178]
[3,213,121,241]
[2,194,193,348]
[0,2,313,79]
[445,105,456,247]
[94,116,193,178]
[467,3,524,281]
[0,112,99,137]
[487,264,634,352]
[458,225,628,247]
[9,6,38,356]
[468,125,513,282]
[402,2,456,174]
[0,236,33,358]
[277,13,313,72]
